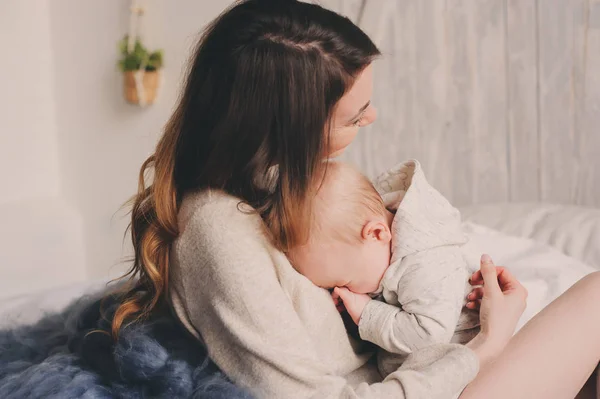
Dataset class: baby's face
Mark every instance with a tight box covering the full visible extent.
[291,219,392,294]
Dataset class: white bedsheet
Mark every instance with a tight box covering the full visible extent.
[463,221,597,331]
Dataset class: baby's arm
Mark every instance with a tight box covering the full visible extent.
[358,246,468,355]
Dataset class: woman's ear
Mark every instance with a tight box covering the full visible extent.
[361,220,392,243]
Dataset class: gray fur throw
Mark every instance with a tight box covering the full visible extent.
[0,289,254,399]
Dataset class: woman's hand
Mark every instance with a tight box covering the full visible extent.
[332,287,371,325]
[465,254,528,366]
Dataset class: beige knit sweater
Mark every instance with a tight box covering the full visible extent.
[168,188,479,399]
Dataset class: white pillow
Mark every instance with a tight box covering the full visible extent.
[460,203,600,270]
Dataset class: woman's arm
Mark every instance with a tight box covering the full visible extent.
[172,196,481,398]
[460,259,600,399]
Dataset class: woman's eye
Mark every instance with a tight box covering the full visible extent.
[351,110,368,127]
[352,117,364,127]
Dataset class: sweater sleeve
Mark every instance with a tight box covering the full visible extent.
[359,246,468,355]
[173,198,479,399]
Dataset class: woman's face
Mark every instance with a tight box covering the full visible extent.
[328,64,377,157]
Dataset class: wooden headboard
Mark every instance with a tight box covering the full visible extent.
[325,0,600,207]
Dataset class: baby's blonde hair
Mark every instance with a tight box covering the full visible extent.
[309,161,388,245]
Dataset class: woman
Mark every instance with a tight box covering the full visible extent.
[114,1,600,398]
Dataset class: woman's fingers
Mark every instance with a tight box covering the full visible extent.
[467,257,528,358]
[497,267,523,291]
[466,286,484,309]
[468,287,484,300]
[472,264,527,298]
[470,266,506,285]
[470,270,481,285]
[498,268,529,302]
[479,254,502,296]
[466,299,482,309]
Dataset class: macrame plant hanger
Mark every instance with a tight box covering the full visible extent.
[127,0,159,107]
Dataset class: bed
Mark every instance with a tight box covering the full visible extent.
[1,202,599,397]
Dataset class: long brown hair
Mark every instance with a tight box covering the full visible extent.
[112,0,380,337]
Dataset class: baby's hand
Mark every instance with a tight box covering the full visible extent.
[331,290,347,313]
[333,287,371,325]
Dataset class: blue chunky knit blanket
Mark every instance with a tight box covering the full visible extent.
[0,291,253,399]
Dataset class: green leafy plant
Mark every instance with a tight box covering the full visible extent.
[118,35,163,72]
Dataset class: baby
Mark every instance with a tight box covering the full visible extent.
[288,160,480,376]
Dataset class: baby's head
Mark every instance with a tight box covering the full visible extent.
[288,162,394,294]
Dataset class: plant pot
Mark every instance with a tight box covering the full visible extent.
[123,70,160,105]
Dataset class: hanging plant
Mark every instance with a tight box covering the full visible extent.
[118,35,164,106]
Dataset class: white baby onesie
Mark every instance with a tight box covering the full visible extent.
[358,159,480,377]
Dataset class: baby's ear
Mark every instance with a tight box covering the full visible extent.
[362,220,392,242]
[377,222,392,243]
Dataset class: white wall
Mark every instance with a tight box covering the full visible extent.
[0,0,59,202]
[0,0,85,298]
[0,0,234,297]
[49,0,234,279]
